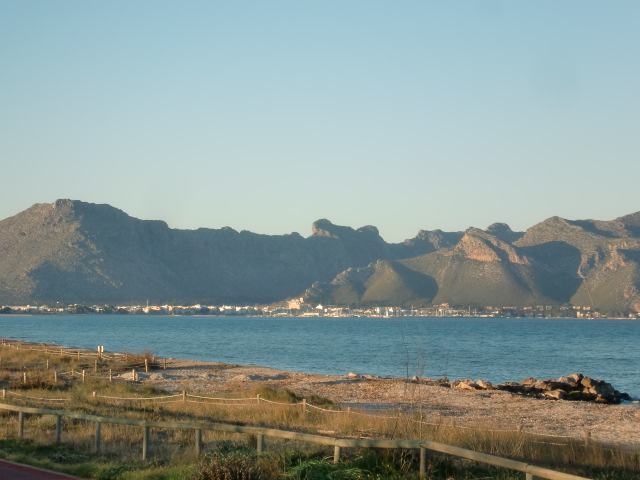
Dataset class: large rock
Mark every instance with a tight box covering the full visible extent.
[499,382,532,394]
[476,379,497,390]
[541,389,566,400]
[533,380,553,391]
[451,379,478,390]
[495,374,629,404]
[581,377,615,398]
[521,377,538,386]
[555,373,583,388]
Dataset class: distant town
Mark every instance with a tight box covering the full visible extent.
[1,299,637,319]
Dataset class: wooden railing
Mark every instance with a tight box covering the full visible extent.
[0,403,592,480]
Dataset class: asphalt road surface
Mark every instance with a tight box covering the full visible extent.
[0,459,83,479]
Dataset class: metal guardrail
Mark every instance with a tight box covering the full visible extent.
[0,403,592,480]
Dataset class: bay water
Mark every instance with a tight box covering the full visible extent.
[0,315,638,399]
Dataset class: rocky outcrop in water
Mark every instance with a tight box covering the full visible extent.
[506,373,632,404]
[415,373,632,404]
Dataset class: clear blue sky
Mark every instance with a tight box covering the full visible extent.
[1,1,638,242]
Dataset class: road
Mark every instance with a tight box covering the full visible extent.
[0,459,83,479]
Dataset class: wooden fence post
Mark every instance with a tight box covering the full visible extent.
[94,360,98,373]
[18,411,25,437]
[163,358,167,370]
[109,369,113,382]
[2,389,5,400]
[256,394,261,404]
[195,429,202,456]
[82,370,86,382]
[182,391,187,403]
[333,446,341,464]
[145,359,149,373]
[55,415,62,444]
[132,369,136,381]
[95,422,102,452]
[256,434,265,454]
[142,425,150,460]
[420,447,428,479]
[23,371,27,384]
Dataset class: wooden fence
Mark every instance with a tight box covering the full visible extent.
[0,402,592,480]
[0,339,162,387]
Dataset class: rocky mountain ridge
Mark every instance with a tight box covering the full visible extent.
[303,211,640,313]
[1,200,639,313]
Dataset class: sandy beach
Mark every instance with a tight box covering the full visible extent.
[126,359,640,448]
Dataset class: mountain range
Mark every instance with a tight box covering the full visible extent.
[1,200,639,314]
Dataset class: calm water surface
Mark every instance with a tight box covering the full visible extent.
[0,315,638,398]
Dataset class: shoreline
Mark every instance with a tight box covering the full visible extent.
[132,358,640,448]
[3,339,639,448]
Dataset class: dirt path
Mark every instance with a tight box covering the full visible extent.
[0,459,83,480]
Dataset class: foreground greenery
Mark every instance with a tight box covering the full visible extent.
[1,435,638,480]
[0,437,537,480]
[0,342,638,479]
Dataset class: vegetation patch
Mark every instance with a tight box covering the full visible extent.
[194,441,281,480]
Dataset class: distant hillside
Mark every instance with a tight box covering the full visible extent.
[0,200,443,305]
[303,214,640,314]
[1,200,639,313]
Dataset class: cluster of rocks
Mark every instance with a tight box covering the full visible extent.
[410,373,632,404]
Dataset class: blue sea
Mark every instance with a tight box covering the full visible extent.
[0,315,638,399]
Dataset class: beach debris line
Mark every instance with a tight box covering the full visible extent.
[409,373,632,404]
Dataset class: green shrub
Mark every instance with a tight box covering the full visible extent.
[304,394,337,409]
[252,385,300,404]
[251,386,336,409]
[193,441,282,480]
[287,458,372,480]
[97,464,134,480]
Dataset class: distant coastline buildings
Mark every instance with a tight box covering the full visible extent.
[1,301,636,319]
